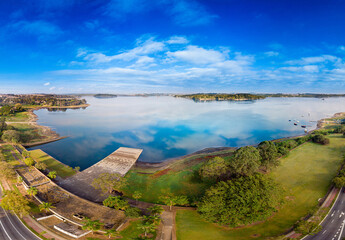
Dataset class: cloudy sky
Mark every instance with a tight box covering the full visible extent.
[1,0,345,93]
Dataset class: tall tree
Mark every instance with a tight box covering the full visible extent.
[133,191,142,204]
[24,157,35,167]
[137,221,156,237]
[0,191,30,217]
[229,146,261,176]
[159,193,189,211]
[39,202,55,213]
[92,173,127,194]
[103,196,129,210]
[27,187,38,196]
[258,141,279,171]
[82,217,103,234]
[47,171,57,179]
[199,157,229,181]
[104,228,120,239]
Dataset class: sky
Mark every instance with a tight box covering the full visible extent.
[0,0,345,94]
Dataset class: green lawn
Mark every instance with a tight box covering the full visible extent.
[119,219,156,240]
[0,144,21,165]
[176,134,345,240]
[29,149,76,178]
[5,111,31,122]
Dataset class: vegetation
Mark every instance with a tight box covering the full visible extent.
[0,190,30,217]
[103,196,129,210]
[27,187,38,196]
[24,157,35,167]
[176,135,345,240]
[175,93,266,101]
[92,173,127,194]
[312,134,330,145]
[39,202,55,213]
[159,192,189,211]
[229,146,261,176]
[198,156,228,181]
[29,149,76,178]
[47,171,57,179]
[0,161,16,180]
[133,191,142,204]
[82,217,104,234]
[258,141,279,170]
[198,173,283,226]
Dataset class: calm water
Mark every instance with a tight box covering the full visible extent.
[30,96,345,170]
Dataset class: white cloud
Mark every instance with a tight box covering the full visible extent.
[166,36,189,44]
[265,51,279,57]
[44,82,50,86]
[280,65,319,73]
[49,86,56,91]
[339,46,345,51]
[286,55,340,65]
[167,45,226,65]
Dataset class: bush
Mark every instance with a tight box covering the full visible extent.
[199,157,229,181]
[312,134,330,145]
[333,177,345,188]
[1,130,20,143]
[312,129,329,135]
[276,145,289,157]
[295,136,311,145]
[125,207,142,218]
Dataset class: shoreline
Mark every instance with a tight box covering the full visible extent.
[22,104,345,169]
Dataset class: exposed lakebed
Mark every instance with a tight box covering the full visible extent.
[29,96,345,170]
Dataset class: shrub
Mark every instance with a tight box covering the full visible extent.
[333,177,345,188]
[199,157,229,181]
[312,134,330,145]
[125,207,142,218]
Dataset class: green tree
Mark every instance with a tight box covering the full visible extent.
[295,220,322,235]
[82,217,103,234]
[103,196,129,210]
[1,130,20,143]
[0,161,16,180]
[74,166,80,172]
[27,187,38,196]
[133,191,142,204]
[148,205,164,216]
[22,150,29,159]
[35,162,47,171]
[14,103,23,111]
[137,221,156,237]
[199,157,228,181]
[229,146,261,176]
[105,228,120,239]
[92,173,127,194]
[0,190,30,217]
[0,116,7,133]
[159,193,189,211]
[197,173,283,226]
[47,171,57,179]
[258,141,279,171]
[39,202,55,213]
[333,176,345,188]
[24,157,35,167]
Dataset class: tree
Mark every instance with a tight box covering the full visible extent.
[47,171,57,179]
[0,190,30,217]
[82,217,103,234]
[1,130,20,143]
[0,116,7,133]
[103,196,129,210]
[39,202,55,213]
[312,134,330,145]
[148,205,164,216]
[24,157,35,167]
[92,173,127,194]
[333,177,345,188]
[229,146,261,176]
[295,220,322,235]
[159,193,189,211]
[35,162,47,171]
[27,187,38,196]
[133,191,142,204]
[14,103,23,111]
[258,141,279,171]
[137,221,156,237]
[0,161,16,180]
[199,157,229,181]
[197,173,283,227]
[105,228,120,239]
[22,150,29,159]
[74,166,80,172]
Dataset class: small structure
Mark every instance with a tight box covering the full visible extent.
[54,222,90,238]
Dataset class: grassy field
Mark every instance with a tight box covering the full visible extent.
[122,149,234,203]
[29,149,76,178]
[0,144,21,165]
[176,134,345,240]
[5,111,31,122]
[119,219,156,240]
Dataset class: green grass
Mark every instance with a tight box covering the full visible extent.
[122,149,234,203]
[5,111,31,122]
[0,144,21,165]
[176,134,345,240]
[29,149,76,178]
[119,219,156,240]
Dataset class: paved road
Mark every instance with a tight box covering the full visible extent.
[305,187,345,240]
[0,188,40,240]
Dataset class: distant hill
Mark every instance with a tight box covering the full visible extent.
[93,94,117,99]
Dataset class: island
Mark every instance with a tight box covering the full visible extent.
[175,93,266,101]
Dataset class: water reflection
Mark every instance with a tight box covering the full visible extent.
[30,96,345,170]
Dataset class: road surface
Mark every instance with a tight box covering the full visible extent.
[0,187,40,240]
[305,187,345,240]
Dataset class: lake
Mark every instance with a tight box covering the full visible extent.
[29,96,345,170]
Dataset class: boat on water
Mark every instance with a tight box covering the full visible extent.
[301,125,306,128]
[294,123,298,126]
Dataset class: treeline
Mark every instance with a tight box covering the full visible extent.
[0,94,87,107]
[196,132,330,227]
[265,93,345,98]
[175,93,266,101]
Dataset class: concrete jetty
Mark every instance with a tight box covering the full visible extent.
[60,147,142,202]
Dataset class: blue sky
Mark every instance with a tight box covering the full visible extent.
[1,0,345,93]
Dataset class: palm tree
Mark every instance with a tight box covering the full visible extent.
[27,187,38,196]
[39,202,55,213]
[105,228,120,239]
[137,221,156,237]
[148,205,163,216]
[133,191,142,205]
[82,217,103,234]
[47,171,57,179]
